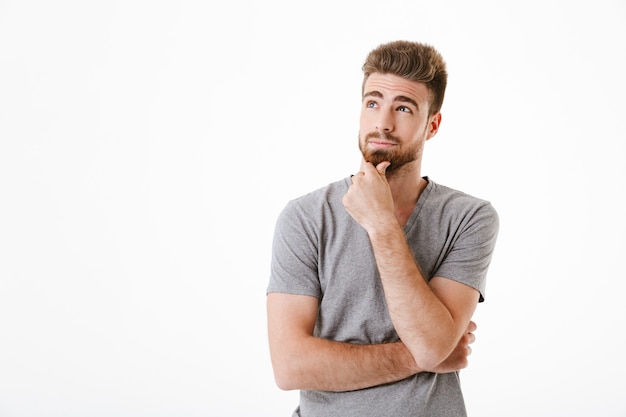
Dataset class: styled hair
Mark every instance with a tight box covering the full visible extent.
[362,40,448,115]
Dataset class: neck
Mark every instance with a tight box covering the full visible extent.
[387,163,424,206]
[389,174,425,208]
[386,164,427,226]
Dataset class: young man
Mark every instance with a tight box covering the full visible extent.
[266,40,499,417]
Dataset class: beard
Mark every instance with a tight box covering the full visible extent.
[359,131,422,177]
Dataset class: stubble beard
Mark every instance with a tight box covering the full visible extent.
[359,131,422,178]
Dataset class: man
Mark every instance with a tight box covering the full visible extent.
[266,40,499,416]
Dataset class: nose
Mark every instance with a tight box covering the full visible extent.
[376,110,394,132]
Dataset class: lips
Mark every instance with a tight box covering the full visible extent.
[365,132,399,148]
[367,138,398,149]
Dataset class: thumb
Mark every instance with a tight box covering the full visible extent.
[376,161,391,175]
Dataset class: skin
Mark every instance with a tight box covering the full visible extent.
[267,72,479,392]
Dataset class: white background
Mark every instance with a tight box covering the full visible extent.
[1,1,625,416]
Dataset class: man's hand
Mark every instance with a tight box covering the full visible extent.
[430,321,477,374]
[342,159,396,232]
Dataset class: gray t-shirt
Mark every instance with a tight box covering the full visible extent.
[267,177,499,417]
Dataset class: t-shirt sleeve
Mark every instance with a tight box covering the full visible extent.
[433,202,499,302]
[266,201,322,298]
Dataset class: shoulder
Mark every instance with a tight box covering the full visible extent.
[274,177,352,235]
[280,177,351,219]
[422,179,499,235]
[426,179,497,217]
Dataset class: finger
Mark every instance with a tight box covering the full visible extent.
[350,171,365,183]
[467,320,477,333]
[376,161,391,175]
[361,160,377,175]
[361,160,390,178]
[359,158,370,172]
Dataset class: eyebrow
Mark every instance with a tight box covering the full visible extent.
[363,90,419,110]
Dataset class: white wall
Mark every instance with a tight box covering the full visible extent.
[1,1,625,416]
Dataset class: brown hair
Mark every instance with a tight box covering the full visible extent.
[362,40,448,115]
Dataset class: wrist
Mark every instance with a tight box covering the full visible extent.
[365,216,402,241]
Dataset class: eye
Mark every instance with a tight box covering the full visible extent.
[397,105,412,113]
[366,101,377,108]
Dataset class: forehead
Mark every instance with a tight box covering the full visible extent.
[363,73,430,106]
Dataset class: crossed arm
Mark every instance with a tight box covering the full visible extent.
[267,292,477,392]
[267,161,481,392]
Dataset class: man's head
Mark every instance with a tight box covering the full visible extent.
[359,41,447,177]
[362,40,447,117]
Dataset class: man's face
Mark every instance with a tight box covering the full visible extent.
[359,73,440,176]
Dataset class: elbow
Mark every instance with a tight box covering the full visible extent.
[409,343,452,372]
[414,355,446,373]
[271,361,300,391]
[270,347,306,391]
[269,334,315,391]
[274,376,297,391]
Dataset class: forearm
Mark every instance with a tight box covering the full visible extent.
[367,222,459,369]
[271,337,420,392]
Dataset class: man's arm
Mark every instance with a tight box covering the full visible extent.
[368,227,480,370]
[267,292,418,392]
[267,292,476,392]
[342,162,481,370]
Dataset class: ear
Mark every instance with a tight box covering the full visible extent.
[426,112,442,141]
